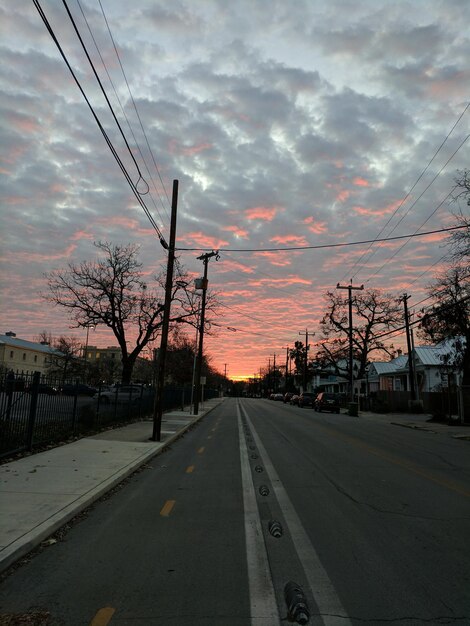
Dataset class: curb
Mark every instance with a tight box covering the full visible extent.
[0,400,222,574]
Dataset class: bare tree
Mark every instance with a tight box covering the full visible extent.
[47,335,83,384]
[316,289,402,381]
[418,264,470,386]
[45,241,202,384]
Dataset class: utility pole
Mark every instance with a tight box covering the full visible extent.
[337,281,364,402]
[282,346,289,392]
[298,329,309,392]
[273,353,277,391]
[152,180,179,441]
[193,250,219,415]
[401,293,416,403]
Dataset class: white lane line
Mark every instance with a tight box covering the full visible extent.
[241,403,352,626]
[237,403,281,626]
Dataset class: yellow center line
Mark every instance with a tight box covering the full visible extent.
[198,446,205,454]
[160,500,176,517]
[90,607,115,626]
[186,465,195,473]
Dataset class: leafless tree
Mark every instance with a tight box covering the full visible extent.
[316,289,402,381]
[45,241,207,384]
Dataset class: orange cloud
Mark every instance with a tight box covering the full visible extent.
[269,234,308,246]
[353,177,370,187]
[245,206,278,221]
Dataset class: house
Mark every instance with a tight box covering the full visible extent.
[0,332,62,376]
[367,338,464,394]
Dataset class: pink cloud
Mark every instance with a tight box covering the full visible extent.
[7,112,40,134]
[336,190,350,202]
[168,139,213,156]
[253,251,292,266]
[245,206,279,221]
[222,225,249,238]
[69,230,94,242]
[183,231,229,248]
[269,234,308,246]
[303,217,327,234]
[13,244,77,264]
[353,177,370,187]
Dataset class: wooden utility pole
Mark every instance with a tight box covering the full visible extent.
[152,180,178,441]
[273,353,277,391]
[337,281,364,402]
[298,329,309,392]
[193,250,219,415]
[401,293,416,402]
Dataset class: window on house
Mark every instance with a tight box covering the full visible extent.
[9,351,14,358]
[23,353,26,361]
[34,355,38,363]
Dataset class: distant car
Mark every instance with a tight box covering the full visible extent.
[298,392,316,408]
[62,383,97,397]
[283,392,294,403]
[314,392,341,413]
[28,383,58,395]
[273,393,284,401]
[269,393,276,400]
[290,394,299,405]
[99,385,144,404]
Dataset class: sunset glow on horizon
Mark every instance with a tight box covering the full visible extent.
[1,2,468,382]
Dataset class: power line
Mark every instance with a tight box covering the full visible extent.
[364,188,455,283]
[340,102,470,282]
[97,0,172,218]
[32,0,167,246]
[75,0,170,228]
[176,224,466,253]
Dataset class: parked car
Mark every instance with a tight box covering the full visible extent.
[273,393,284,401]
[28,383,58,395]
[298,392,316,408]
[290,394,299,405]
[99,384,145,404]
[283,392,294,403]
[61,383,97,397]
[314,392,341,413]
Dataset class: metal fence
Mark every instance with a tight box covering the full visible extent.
[0,371,218,459]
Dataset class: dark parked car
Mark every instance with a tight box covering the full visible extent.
[314,392,341,413]
[283,392,294,403]
[28,383,58,395]
[290,394,299,405]
[273,393,284,401]
[298,392,316,408]
[62,383,97,397]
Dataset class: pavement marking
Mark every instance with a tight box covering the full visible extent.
[237,403,280,625]
[186,465,195,473]
[198,446,205,454]
[241,403,352,626]
[160,500,176,517]
[90,607,115,626]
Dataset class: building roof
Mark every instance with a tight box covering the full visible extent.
[0,334,61,356]
[368,354,408,376]
[414,337,465,366]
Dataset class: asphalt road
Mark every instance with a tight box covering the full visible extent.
[1,398,469,625]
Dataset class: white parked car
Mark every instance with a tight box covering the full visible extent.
[99,385,144,404]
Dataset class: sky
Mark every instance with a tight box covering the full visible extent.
[1,0,469,380]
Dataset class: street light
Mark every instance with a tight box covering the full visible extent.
[83,323,95,381]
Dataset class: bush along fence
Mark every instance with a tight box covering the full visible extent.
[0,371,219,460]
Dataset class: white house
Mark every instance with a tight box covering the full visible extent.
[0,333,62,376]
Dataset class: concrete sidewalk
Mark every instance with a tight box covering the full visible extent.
[0,397,224,574]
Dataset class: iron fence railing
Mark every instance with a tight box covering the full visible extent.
[0,371,218,459]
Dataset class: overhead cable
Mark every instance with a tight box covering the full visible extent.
[175,224,466,253]
[32,0,167,247]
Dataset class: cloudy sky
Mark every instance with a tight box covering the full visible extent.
[1,0,469,380]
